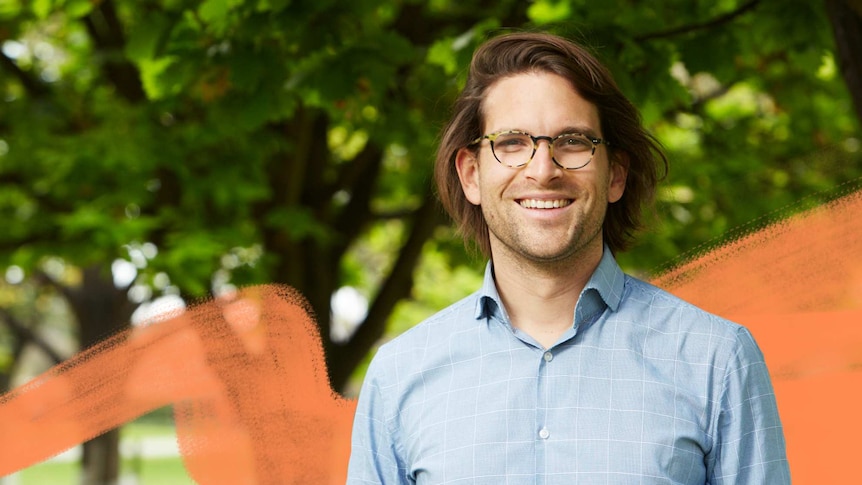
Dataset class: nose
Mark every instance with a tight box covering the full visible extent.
[523,137,561,182]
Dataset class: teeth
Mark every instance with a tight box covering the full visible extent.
[519,199,572,209]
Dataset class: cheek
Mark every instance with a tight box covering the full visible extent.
[473,163,506,204]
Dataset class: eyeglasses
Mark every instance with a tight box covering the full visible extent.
[469,130,610,170]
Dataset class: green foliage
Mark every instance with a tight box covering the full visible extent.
[1,0,860,389]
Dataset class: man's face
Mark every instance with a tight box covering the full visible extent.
[455,71,627,265]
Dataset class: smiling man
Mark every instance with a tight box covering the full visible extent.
[347,32,789,484]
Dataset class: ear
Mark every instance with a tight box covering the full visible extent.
[455,147,482,206]
[607,152,628,204]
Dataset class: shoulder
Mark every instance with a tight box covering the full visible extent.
[616,274,766,373]
[622,274,749,339]
[617,274,775,425]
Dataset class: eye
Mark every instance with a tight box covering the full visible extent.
[493,133,532,152]
[555,134,592,152]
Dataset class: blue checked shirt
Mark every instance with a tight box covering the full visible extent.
[347,248,790,484]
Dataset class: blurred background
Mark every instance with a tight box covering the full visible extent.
[1,0,861,483]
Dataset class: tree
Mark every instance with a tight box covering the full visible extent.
[1,0,860,482]
[0,0,527,480]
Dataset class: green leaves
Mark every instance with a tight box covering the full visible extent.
[198,0,244,36]
[125,11,173,62]
[527,0,571,25]
[29,0,51,18]
[426,25,488,77]
[1,0,861,385]
[266,207,332,242]
[27,0,92,19]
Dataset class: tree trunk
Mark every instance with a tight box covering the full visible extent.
[64,265,135,485]
[825,0,862,124]
[80,431,121,485]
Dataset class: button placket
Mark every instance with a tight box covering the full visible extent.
[538,351,553,442]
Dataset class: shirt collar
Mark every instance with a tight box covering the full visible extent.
[475,245,625,328]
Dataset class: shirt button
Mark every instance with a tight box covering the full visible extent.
[543,351,553,362]
[539,427,550,439]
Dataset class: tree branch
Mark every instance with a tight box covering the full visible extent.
[32,269,74,302]
[842,0,862,16]
[331,142,382,204]
[0,333,26,392]
[326,189,447,391]
[0,307,66,365]
[659,75,742,121]
[333,143,385,249]
[0,49,50,98]
[635,0,761,42]
[82,0,146,103]
[391,1,528,47]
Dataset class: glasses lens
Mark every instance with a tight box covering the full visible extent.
[491,132,533,167]
[553,134,595,169]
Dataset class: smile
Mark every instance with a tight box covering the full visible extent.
[518,199,572,209]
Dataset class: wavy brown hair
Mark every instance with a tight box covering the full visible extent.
[435,32,667,257]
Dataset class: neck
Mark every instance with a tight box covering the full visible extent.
[490,239,605,348]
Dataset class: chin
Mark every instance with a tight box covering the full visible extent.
[520,246,581,264]
[526,235,602,264]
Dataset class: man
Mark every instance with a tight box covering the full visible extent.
[347,32,789,484]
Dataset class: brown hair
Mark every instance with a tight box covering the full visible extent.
[434,31,667,257]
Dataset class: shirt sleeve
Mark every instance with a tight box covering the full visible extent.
[707,326,791,484]
[346,355,412,485]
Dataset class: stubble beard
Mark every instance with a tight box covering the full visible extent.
[484,201,607,271]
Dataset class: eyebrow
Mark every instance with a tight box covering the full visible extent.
[557,125,601,138]
[493,125,602,139]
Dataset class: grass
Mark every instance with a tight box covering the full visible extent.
[10,407,197,485]
[15,458,195,485]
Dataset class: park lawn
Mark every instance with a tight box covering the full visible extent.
[16,457,195,485]
[13,414,196,485]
